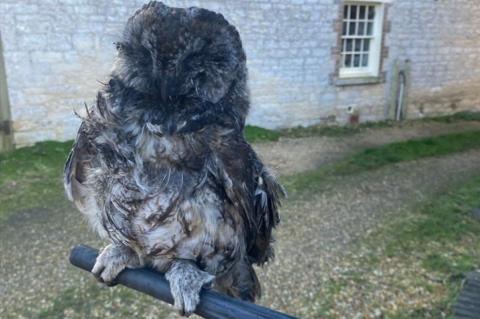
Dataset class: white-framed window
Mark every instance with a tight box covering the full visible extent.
[339,2,385,78]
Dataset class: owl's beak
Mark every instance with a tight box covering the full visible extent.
[160,73,176,104]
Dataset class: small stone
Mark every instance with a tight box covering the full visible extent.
[373,269,383,276]
[373,308,383,318]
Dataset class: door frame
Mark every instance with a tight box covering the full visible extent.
[0,30,13,152]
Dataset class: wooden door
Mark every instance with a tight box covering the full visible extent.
[0,31,13,152]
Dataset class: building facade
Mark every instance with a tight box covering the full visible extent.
[1,0,480,147]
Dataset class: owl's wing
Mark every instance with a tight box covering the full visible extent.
[249,161,284,264]
[211,134,285,266]
[64,121,96,210]
[64,92,115,207]
[64,103,139,245]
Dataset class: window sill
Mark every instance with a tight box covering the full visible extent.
[333,75,384,87]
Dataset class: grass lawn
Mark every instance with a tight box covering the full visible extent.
[36,280,169,319]
[334,130,480,174]
[283,130,480,199]
[0,141,73,225]
[244,125,281,142]
[330,176,480,318]
[278,120,391,138]
[246,111,480,141]
[428,111,480,123]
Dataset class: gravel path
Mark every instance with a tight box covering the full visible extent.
[1,122,480,318]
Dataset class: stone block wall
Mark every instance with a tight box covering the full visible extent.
[387,0,480,118]
[1,0,480,147]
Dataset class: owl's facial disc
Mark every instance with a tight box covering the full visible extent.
[114,3,245,109]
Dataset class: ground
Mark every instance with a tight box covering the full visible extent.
[256,120,480,175]
[1,118,480,319]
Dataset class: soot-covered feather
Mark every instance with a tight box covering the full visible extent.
[64,1,284,314]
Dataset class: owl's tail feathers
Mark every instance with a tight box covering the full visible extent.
[214,258,261,302]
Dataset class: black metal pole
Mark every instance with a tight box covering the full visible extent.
[69,245,299,319]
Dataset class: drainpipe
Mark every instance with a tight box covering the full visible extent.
[387,59,411,121]
[395,71,407,121]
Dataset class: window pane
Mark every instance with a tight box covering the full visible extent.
[340,4,379,72]
[361,53,369,67]
[345,54,352,67]
[346,39,353,52]
[363,38,370,51]
[367,22,373,35]
[359,6,366,19]
[355,39,362,52]
[368,6,375,19]
[354,54,361,67]
[358,22,365,35]
[350,5,357,19]
[349,21,355,35]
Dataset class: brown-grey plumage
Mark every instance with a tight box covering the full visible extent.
[64,1,284,315]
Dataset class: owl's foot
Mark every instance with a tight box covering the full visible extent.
[165,260,215,317]
[92,244,143,286]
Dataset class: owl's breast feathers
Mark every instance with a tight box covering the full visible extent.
[64,94,284,273]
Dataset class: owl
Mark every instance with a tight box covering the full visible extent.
[64,1,284,316]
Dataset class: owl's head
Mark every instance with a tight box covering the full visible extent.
[112,1,247,111]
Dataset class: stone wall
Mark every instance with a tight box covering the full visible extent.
[1,0,480,147]
[387,0,480,118]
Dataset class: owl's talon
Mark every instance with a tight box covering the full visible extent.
[166,260,215,317]
[94,274,119,287]
[91,244,142,286]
